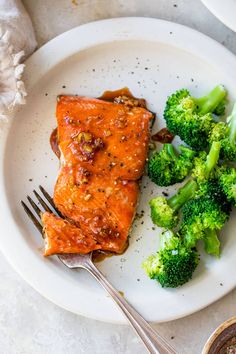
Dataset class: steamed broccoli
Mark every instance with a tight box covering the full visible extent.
[181,195,229,248]
[198,178,232,215]
[142,230,199,288]
[164,85,227,150]
[181,177,231,256]
[218,166,236,206]
[149,179,198,229]
[148,144,196,186]
[209,103,236,161]
[192,141,221,182]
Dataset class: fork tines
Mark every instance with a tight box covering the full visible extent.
[21,185,60,236]
[21,200,43,234]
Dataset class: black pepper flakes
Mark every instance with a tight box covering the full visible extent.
[162,191,169,197]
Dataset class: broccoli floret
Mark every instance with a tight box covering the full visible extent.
[192,141,221,182]
[182,197,228,233]
[209,122,229,143]
[181,173,231,256]
[198,178,232,215]
[149,180,198,229]
[164,85,227,150]
[142,230,199,288]
[148,144,196,186]
[218,166,236,206]
[210,103,236,161]
[181,194,229,252]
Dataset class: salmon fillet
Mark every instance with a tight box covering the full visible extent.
[42,93,153,256]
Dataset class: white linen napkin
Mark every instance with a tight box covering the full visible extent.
[0,0,37,119]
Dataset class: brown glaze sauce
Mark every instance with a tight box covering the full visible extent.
[99,87,134,101]
[92,250,114,262]
[49,88,145,262]
[92,241,129,262]
[152,127,174,144]
[50,128,60,158]
[99,87,147,108]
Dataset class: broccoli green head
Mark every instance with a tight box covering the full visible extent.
[209,103,236,162]
[220,139,236,161]
[148,144,195,186]
[164,91,214,150]
[148,145,176,186]
[175,145,196,180]
[142,231,199,288]
[192,151,208,182]
[209,122,236,161]
[149,196,178,229]
[181,196,229,248]
[164,85,226,150]
[183,197,229,231]
[198,178,232,215]
[210,122,229,142]
[218,166,236,206]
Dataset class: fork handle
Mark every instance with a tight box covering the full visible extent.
[85,261,177,354]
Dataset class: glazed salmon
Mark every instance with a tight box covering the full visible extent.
[42,92,153,256]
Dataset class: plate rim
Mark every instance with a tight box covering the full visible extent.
[201,0,236,32]
[1,17,236,324]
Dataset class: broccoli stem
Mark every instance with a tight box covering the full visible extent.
[204,229,220,257]
[159,230,174,249]
[194,85,226,115]
[205,141,221,178]
[228,103,236,144]
[164,144,178,161]
[168,180,198,212]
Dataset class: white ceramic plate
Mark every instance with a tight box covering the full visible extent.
[201,0,236,32]
[1,18,236,324]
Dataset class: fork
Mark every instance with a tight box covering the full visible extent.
[21,186,177,354]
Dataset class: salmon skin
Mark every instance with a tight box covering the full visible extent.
[42,92,153,256]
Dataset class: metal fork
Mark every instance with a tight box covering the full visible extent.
[21,186,177,354]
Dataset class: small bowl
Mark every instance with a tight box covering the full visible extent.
[202,316,236,354]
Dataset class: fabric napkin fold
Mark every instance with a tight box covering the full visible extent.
[0,0,37,119]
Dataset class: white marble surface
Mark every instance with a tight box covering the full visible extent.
[1,1,236,353]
